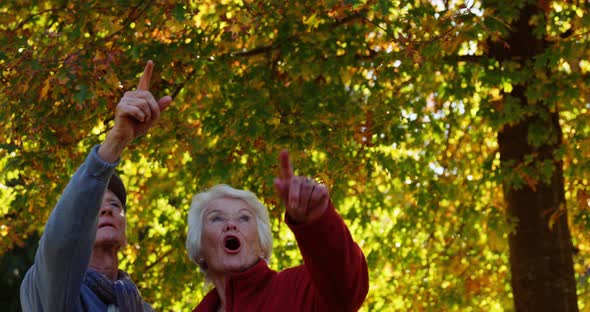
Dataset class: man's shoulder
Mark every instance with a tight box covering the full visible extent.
[20,268,101,312]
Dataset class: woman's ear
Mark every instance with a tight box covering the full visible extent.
[198,257,208,270]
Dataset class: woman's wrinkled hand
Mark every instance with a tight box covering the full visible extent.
[273,150,330,224]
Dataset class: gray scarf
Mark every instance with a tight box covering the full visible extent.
[83,269,145,312]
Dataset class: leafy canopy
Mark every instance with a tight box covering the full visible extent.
[1,0,590,310]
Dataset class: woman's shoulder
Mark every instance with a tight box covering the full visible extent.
[274,264,312,285]
[191,289,219,312]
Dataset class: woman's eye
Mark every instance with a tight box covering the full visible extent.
[211,216,223,222]
[239,215,250,222]
[110,202,122,210]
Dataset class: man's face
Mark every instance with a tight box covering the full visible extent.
[95,189,127,248]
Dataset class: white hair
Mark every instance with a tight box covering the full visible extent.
[186,184,273,271]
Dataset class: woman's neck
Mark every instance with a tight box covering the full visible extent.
[209,272,226,311]
[208,259,263,311]
[88,245,119,281]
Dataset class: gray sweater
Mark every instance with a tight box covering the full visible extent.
[20,145,153,311]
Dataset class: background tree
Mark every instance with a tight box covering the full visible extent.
[1,0,589,310]
[487,1,579,310]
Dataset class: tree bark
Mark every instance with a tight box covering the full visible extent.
[491,3,579,311]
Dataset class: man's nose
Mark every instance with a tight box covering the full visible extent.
[99,204,114,216]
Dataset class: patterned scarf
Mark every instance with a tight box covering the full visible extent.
[83,269,145,312]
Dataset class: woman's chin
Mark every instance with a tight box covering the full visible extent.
[224,263,249,273]
[218,258,258,273]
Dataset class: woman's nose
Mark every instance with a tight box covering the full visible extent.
[224,222,237,232]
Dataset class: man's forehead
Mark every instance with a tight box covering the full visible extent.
[103,189,122,203]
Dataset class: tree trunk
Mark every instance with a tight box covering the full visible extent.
[491,3,578,311]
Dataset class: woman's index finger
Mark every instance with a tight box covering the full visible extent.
[278,149,294,179]
[137,60,154,91]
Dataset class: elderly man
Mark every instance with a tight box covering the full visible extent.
[20,61,172,312]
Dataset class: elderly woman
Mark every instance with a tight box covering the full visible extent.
[186,150,369,311]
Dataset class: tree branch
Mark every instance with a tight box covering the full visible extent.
[444,54,484,64]
[224,10,366,59]
[144,248,174,271]
[10,7,66,32]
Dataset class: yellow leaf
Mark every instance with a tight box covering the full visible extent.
[229,23,241,36]
[303,13,320,30]
[40,78,52,100]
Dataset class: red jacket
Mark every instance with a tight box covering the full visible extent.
[192,202,369,311]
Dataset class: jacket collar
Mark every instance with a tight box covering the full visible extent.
[194,260,276,311]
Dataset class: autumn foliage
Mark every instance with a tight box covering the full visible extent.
[1,1,590,310]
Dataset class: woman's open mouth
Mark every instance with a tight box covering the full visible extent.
[223,235,241,254]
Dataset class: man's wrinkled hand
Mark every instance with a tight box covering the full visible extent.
[111,60,173,143]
